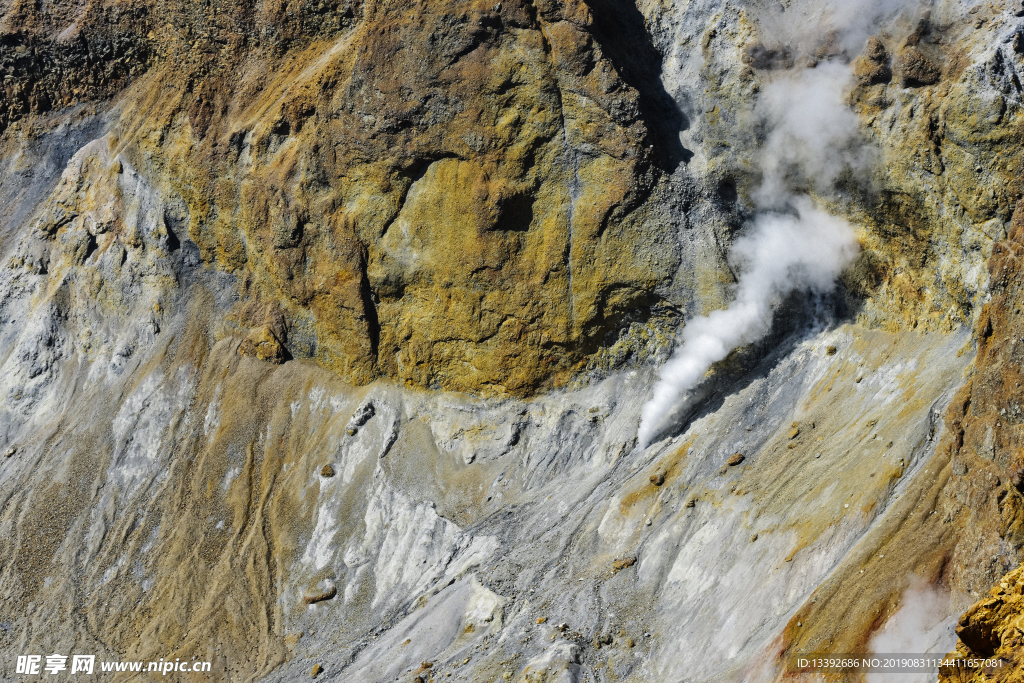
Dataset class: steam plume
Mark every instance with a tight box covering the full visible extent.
[866,577,958,683]
[637,12,891,447]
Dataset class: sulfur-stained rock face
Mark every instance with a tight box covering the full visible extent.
[9,0,1020,397]
[939,561,1024,682]
[935,201,1024,682]
[937,201,1024,599]
[2,0,685,396]
[4,0,1024,681]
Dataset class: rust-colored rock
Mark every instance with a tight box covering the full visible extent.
[239,326,287,364]
[853,37,892,85]
[612,555,637,573]
[302,587,337,605]
[727,453,744,466]
[894,47,941,87]
[939,562,1024,681]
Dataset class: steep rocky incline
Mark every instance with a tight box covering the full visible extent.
[2,0,707,396]
[935,201,1024,681]
[0,0,1023,682]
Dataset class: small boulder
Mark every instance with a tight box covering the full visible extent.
[320,464,335,478]
[826,345,837,356]
[895,47,940,87]
[239,326,286,364]
[727,453,745,466]
[310,664,323,678]
[853,37,891,85]
[649,471,665,486]
[302,586,337,605]
[612,555,637,573]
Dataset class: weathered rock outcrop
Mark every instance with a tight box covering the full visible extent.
[1,0,1024,681]
[935,203,1024,681]
[2,0,692,396]
[939,561,1024,682]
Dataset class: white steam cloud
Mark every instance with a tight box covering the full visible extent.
[866,577,958,683]
[754,0,911,57]
[639,199,857,446]
[636,9,898,447]
[753,62,872,207]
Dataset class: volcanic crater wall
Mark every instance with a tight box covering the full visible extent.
[1,0,1024,681]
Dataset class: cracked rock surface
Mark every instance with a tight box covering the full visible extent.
[1,0,1024,681]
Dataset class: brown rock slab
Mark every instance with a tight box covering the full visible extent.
[895,47,940,87]
[238,326,286,364]
[302,586,337,605]
[853,37,892,85]
[940,561,1024,681]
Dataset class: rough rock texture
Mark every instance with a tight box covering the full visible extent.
[0,0,698,396]
[936,203,1024,680]
[1,0,1024,682]
[939,561,1024,682]
[853,36,892,86]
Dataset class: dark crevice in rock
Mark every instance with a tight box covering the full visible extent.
[360,263,381,366]
[581,0,692,170]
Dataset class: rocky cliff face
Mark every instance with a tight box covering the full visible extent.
[1,0,700,396]
[1,0,1024,681]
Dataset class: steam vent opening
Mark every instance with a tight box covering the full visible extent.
[1,0,1022,680]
